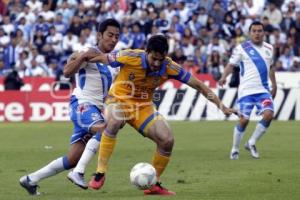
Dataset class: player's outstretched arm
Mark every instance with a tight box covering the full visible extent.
[218,64,235,87]
[186,75,236,116]
[63,48,103,78]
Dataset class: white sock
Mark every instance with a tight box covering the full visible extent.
[73,138,99,174]
[28,157,66,184]
[232,126,246,152]
[248,122,267,146]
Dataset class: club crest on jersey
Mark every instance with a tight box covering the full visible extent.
[91,112,101,121]
[129,72,135,81]
[77,104,89,113]
[261,99,272,107]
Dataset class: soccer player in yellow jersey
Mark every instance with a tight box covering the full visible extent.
[88,35,236,195]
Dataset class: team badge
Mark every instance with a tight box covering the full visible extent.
[91,112,101,121]
[249,50,255,55]
[129,72,135,81]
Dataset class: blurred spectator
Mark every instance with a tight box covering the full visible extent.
[26,0,42,13]
[2,15,14,36]
[171,48,186,65]
[183,55,201,75]
[46,26,63,55]
[279,46,295,71]
[3,34,18,68]
[54,13,68,34]
[4,70,24,90]
[242,0,264,20]
[274,60,285,71]
[15,50,30,77]
[62,29,78,55]
[207,50,223,81]
[210,1,226,25]
[131,23,145,49]
[0,59,11,76]
[68,15,85,37]
[206,35,226,55]
[263,2,283,27]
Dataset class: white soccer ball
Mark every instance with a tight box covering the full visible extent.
[130,162,157,190]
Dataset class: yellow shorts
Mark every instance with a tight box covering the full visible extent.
[106,97,163,135]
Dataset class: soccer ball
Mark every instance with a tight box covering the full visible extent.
[130,162,157,190]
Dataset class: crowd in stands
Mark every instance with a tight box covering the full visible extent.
[0,0,300,84]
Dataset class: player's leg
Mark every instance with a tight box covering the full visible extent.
[89,103,125,190]
[20,140,85,195]
[67,105,106,189]
[246,94,274,158]
[132,104,175,195]
[230,96,253,159]
[143,117,176,195]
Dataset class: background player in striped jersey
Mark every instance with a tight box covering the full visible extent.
[19,19,121,195]
[219,21,277,160]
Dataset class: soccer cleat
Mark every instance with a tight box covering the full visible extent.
[88,173,105,190]
[19,176,40,195]
[230,151,239,160]
[144,182,176,195]
[245,142,259,159]
[67,171,88,190]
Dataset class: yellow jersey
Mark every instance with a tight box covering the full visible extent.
[108,49,191,102]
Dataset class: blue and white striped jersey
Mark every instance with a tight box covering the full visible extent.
[71,46,120,108]
[229,41,274,99]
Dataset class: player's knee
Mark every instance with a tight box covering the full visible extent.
[106,118,123,135]
[239,118,249,128]
[160,136,174,153]
[263,110,274,121]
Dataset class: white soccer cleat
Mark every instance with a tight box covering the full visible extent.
[19,176,40,195]
[244,142,259,159]
[230,150,239,160]
[67,171,88,190]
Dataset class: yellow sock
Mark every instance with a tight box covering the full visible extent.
[96,132,117,173]
[152,151,170,177]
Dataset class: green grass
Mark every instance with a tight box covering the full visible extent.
[0,121,299,200]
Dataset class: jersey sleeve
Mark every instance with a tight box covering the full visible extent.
[167,60,191,83]
[229,45,242,66]
[107,50,141,68]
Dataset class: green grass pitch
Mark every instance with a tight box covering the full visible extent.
[0,121,299,200]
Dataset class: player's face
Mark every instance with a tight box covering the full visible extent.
[249,25,264,45]
[147,51,166,72]
[98,26,120,53]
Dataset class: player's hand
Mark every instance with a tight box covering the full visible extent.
[220,105,238,116]
[81,48,102,61]
[218,77,226,87]
[271,86,277,99]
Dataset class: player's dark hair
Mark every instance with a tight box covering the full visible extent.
[146,35,169,55]
[98,18,121,34]
[249,21,265,31]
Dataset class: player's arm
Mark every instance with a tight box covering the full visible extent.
[63,48,102,78]
[219,45,242,87]
[269,65,277,98]
[186,75,236,115]
[219,63,235,86]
